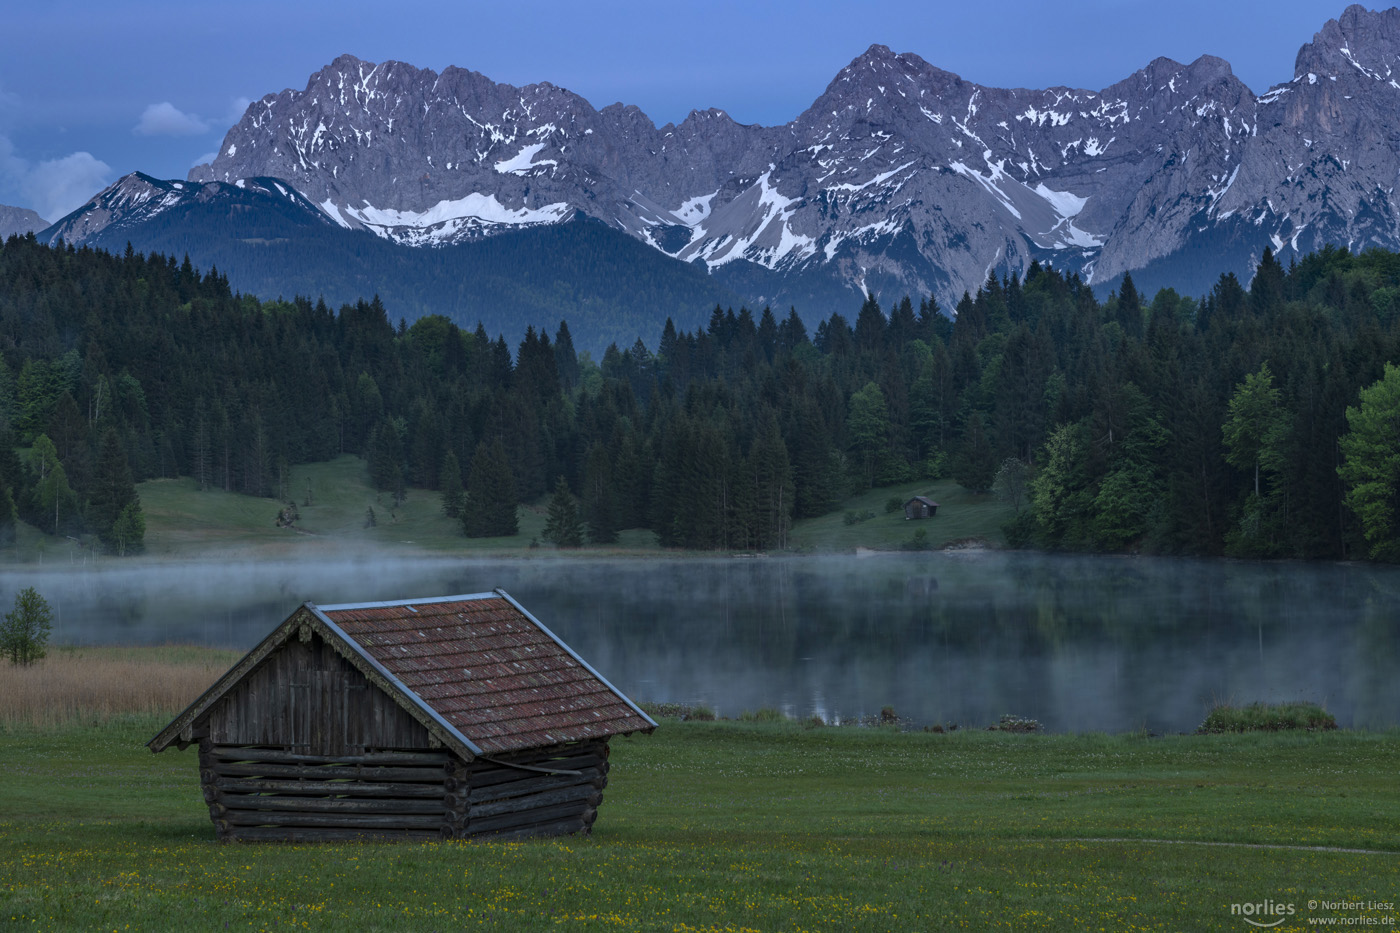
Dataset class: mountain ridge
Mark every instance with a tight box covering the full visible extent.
[46,5,1400,325]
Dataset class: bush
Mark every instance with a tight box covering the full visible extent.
[738,707,789,722]
[900,529,933,551]
[1197,702,1337,733]
[1,587,53,666]
[884,496,904,514]
[637,702,715,722]
[842,509,877,526]
[1001,511,1039,549]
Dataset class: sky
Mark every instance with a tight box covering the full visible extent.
[0,0,1363,223]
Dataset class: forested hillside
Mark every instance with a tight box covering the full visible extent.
[3,233,1400,559]
[57,181,750,355]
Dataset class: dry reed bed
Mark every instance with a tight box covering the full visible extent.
[0,646,240,728]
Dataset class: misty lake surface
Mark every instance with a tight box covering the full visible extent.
[11,551,1399,733]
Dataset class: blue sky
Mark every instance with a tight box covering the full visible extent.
[0,0,1360,222]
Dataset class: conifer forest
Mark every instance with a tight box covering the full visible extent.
[4,233,1400,560]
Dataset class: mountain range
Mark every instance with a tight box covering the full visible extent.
[36,4,1400,347]
[0,206,48,240]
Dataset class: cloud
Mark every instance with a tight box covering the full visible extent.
[21,151,113,221]
[191,151,217,168]
[134,101,209,136]
[225,97,252,124]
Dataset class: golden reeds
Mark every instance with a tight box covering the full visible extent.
[0,645,239,728]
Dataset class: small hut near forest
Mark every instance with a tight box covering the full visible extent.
[903,496,939,520]
[149,591,655,843]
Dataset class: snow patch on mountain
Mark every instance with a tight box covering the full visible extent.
[493,142,557,175]
[342,193,571,243]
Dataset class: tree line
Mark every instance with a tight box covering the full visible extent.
[4,232,1400,559]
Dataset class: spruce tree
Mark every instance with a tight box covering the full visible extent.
[440,450,465,518]
[366,417,405,496]
[953,411,998,494]
[89,426,139,545]
[581,443,619,544]
[0,484,17,548]
[750,414,794,549]
[542,476,584,548]
[462,438,517,537]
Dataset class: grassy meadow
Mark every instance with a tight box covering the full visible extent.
[5,454,1011,562]
[1,647,1397,931]
[784,479,1016,551]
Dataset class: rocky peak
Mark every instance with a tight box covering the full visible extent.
[0,205,50,238]
[1294,4,1400,82]
[148,9,1400,319]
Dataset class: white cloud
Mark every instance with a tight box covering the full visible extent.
[134,101,209,136]
[21,151,113,221]
[192,151,217,168]
[225,96,252,124]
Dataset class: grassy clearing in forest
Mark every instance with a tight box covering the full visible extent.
[1,700,1397,931]
[786,478,1017,551]
[9,455,1010,562]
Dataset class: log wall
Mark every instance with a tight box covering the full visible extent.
[199,738,610,842]
[458,738,611,841]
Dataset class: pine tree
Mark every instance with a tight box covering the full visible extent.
[749,414,794,549]
[554,321,580,390]
[89,426,138,545]
[366,417,406,497]
[543,476,584,548]
[191,398,212,491]
[581,443,619,544]
[439,450,465,518]
[1114,272,1144,338]
[0,484,17,548]
[953,411,998,494]
[463,438,517,537]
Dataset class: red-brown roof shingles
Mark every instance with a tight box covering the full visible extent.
[321,596,650,754]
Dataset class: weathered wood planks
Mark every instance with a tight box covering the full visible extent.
[199,736,612,843]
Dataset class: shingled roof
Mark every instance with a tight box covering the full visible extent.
[149,590,655,758]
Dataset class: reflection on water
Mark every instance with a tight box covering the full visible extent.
[8,551,1399,733]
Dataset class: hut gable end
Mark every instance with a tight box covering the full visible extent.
[208,633,430,756]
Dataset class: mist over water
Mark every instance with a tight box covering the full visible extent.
[7,551,1398,733]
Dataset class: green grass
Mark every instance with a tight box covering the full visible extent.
[9,458,1015,561]
[129,456,661,558]
[8,454,1015,561]
[787,478,1018,551]
[2,718,1397,930]
[1198,701,1339,734]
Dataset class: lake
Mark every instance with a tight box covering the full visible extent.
[8,551,1398,733]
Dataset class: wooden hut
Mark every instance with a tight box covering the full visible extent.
[903,496,939,520]
[149,591,655,843]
